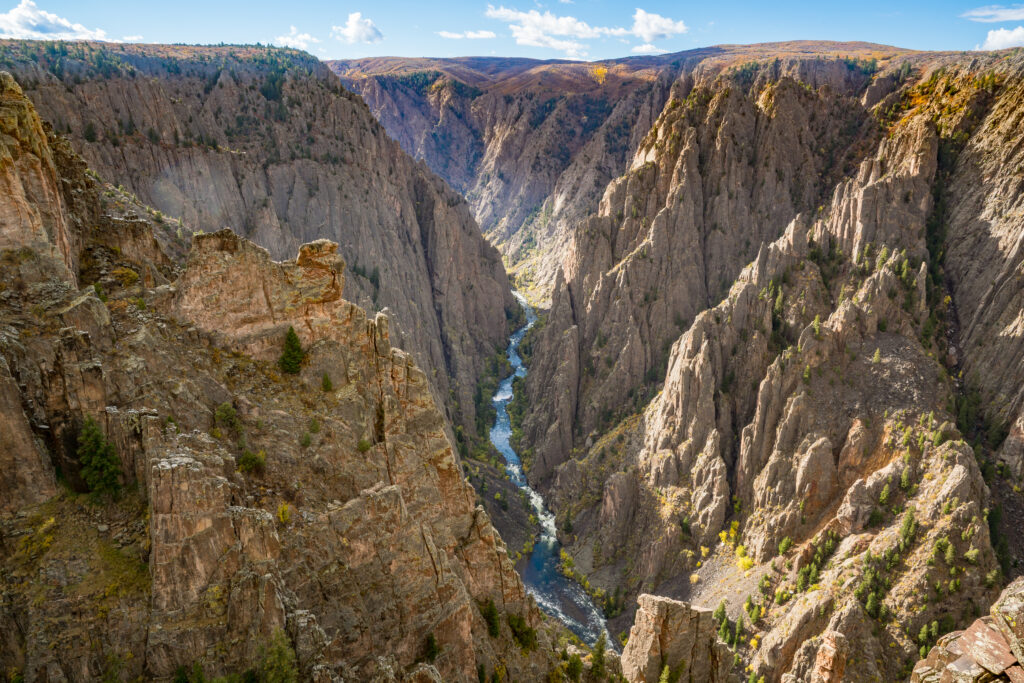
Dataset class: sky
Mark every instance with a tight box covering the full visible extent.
[1,0,1023,61]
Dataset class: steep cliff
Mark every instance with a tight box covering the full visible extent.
[0,40,517,449]
[332,42,916,302]
[504,49,1024,682]
[0,71,559,682]
[521,54,894,485]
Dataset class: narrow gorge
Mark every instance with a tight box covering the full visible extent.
[1,22,1023,683]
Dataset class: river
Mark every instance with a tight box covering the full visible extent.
[488,292,614,649]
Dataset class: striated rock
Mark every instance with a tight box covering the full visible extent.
[620,594,732,683]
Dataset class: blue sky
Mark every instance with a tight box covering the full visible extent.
[1,0,1023,60]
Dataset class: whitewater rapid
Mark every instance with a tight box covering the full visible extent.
[488,292,614,649]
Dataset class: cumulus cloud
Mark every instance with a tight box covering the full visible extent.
[978,25,1024,49]
[962,5,1024,22]
[0,0,108,41]
[630,9,686,42]
[484,6,685,58]
[438,29,497,39]
[631,43,667,54]
[331,12,383,44]
[273,26,320,50]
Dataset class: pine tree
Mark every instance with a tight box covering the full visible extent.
[77,416,121,498]
[718,617,730,642]
[278,326,304,374]
[865,591,879,618]
[734,614,745,646]
[713,599,727,624]
[591,632,606,680]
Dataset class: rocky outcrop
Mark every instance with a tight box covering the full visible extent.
[0,42,516,447]
[912,577,1024,682]
[0,70,558,682]
[620,594,732,683]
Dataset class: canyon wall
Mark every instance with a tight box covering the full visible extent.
[0,69,559,682]
[0,40,516,448]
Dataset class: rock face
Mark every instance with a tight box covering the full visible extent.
[912,578,1024,682]
[620,594,732,683]
[522,54,888,486]
[332,42,917,300]
[503,49,1024,683]
[0,71,557,682]
[0,41,516,448]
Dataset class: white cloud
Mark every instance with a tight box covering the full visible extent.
[484,6,685,58]
[978,25,1024,48]
[0,0,108,41]
[331,12,383,44]
[438,29,497,39]
[121,35,143,42]
[273,26,320,50]
[631,43,667,54]
[630,9,686,43]
[962,5,1024,22]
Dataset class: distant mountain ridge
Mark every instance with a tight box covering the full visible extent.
[330,41,924,301]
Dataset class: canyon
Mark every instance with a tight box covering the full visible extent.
[1,33,1024,683]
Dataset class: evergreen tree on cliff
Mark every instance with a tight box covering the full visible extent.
[279,326,304,374]
[77,416,121,498]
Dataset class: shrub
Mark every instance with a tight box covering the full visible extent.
[423,633,440,663]
[259,629,298,683]
[277,502,291,524]
[308,418,320,434]
[214,402,241,434]
[321,373,333,392]
[778,536,793,555]
[872,348,882,364]
[479,599,500,638]
[299,432,311,448]
[77,416,121,498]
[111,267,139,288]
[84,121,97,142]
[566,654,583,682]
[278,326,304,374]
[507,613,537,651]
[238,449,266,474]
[357,438,373,453]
